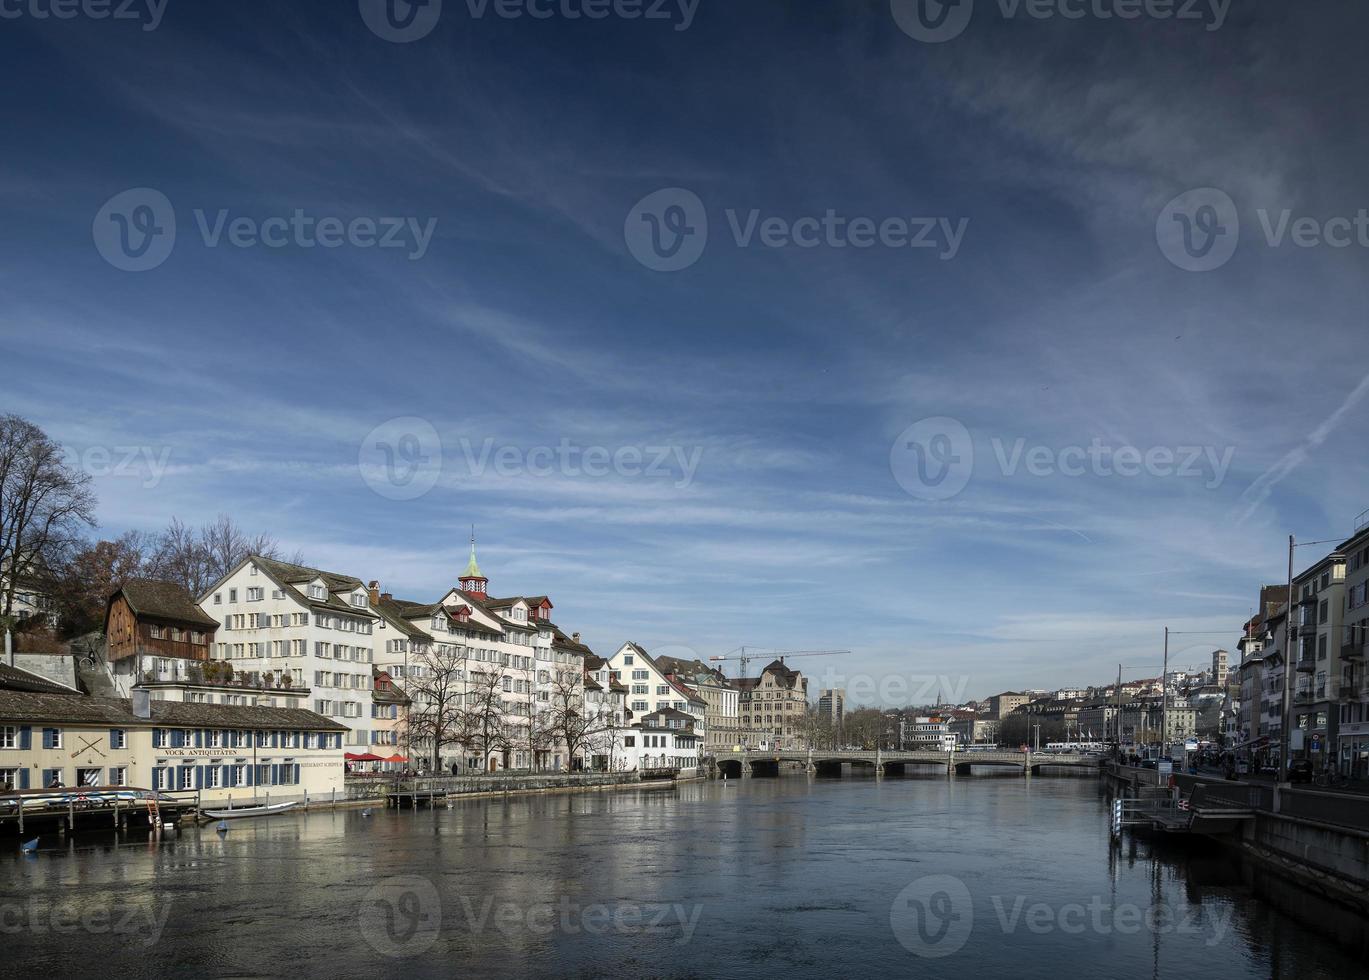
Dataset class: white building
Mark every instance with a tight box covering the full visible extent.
[607,642,707,741]
[620,707,700,773]
[583,653,628,771]
[199,557,381,748]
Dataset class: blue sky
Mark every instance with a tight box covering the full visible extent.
[4,1,1369,703]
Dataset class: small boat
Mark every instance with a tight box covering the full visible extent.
[215,821,229,833]
[19,838,38,853]
[200,801,298,820]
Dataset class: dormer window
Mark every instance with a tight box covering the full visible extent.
[351,593,367,608]
[309,584,325,600]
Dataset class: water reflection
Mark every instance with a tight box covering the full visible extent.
[1,776,1363,979]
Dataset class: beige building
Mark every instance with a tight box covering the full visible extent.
[0,688,346,805]
[732,659,808,749]
[985,692,1030,720]
[651,653,739,754]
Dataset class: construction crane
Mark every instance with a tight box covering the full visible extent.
[708,647,849,679]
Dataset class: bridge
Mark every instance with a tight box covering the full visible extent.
[711,748,1102,779]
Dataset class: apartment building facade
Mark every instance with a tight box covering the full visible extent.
[1291,552,1346,768]
[1337,520,1369,776]
[731,658,807,749]
[652,653,739,754]
[199,557,382,748]
[608,642,708,740]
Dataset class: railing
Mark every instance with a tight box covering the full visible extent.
[1276,788,1369,832]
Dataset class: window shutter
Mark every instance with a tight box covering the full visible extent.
[245,765,254,786]
[42,728,54,749]
[18,726,30,750]
[18,768,29,790]
[109,728,119,747]
[171,730,183,748]
[108,768,119,785]
[194,730,203,748]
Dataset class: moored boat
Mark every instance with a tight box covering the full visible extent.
[200,800,298,820]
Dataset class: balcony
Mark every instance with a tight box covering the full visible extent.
[1295,656,1316,673]
[1342,643,1366,661]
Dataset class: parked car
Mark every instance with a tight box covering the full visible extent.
[1287,759,1314,784]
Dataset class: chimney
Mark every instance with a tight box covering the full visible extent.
[572,632,580,643]
[368,580,381,606]
[132,688,152,720]
[381,592,392,602]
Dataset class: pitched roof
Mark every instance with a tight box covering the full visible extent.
[618,642,705,704]
[114,579,220,628]
[246,556,379,619]
[654,654,728,685]
[372,597,435,642]
[0,690,347,730]
[0,663,81,695]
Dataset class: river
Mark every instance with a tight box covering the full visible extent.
[3,772,1366,978]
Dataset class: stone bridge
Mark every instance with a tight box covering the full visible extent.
[711,748,1102,779]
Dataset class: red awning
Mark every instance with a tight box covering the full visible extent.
[345,752,385,762]
[383,754,407,763]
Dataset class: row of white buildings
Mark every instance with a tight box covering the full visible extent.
[92,540,813,776]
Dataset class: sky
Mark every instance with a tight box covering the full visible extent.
[4,0,1369,704]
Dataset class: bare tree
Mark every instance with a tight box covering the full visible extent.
[148,514,298,596]
[0,416,96,624]
[797,704,835,751]
[464,669,510,771]
[542,673,593,769]
[405,643,468,773]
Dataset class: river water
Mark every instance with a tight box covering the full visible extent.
[3,772,1366,979]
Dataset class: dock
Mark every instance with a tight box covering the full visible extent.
[0,786,199,835]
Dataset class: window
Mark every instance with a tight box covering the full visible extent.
[110,729,126,749]
[309,584,325,600]
[624,655,634,665]
[624,736,635,747]
[214,592,222,604]
[0,726,14,749]
[247,587,264,601]
[0,768,16,790]
[42,728,63,750]
[229,588,238,602]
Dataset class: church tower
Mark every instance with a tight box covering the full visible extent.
[459,529,487,596]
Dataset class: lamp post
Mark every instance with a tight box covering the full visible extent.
[1280,533,1295,784]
